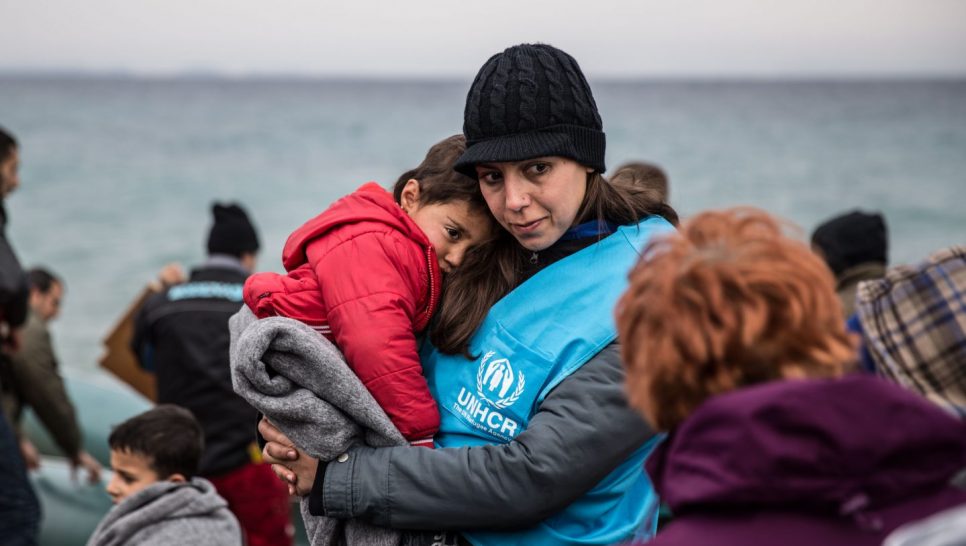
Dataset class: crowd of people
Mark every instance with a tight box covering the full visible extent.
[1,42,963,546]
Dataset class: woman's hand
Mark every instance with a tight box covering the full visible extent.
[259,417,319,496]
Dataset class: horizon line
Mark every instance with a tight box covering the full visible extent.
[1,68,965,83]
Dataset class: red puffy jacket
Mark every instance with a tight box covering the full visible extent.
[244,183,441,445]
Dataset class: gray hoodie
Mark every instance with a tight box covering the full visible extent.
[86,477,241,546]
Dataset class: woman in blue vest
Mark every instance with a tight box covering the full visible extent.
[261,43,678,546]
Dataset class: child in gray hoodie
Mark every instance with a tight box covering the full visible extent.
[87,405,242,546]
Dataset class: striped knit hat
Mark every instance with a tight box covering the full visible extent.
[454,43,606,178]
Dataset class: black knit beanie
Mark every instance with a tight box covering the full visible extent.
[811,210,888,276]
[207,202,260,257]
[454,43,606,178]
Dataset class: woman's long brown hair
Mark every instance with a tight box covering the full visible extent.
[431,171,678,357]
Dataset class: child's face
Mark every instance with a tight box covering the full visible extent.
[406,200,493,274]
[106,448,161,504]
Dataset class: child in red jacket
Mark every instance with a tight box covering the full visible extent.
[244,135,494,447]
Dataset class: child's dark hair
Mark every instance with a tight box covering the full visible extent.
[609,161,669,204]
[392,135,488,215]
[394,135,497,354]
[108,405,204,479]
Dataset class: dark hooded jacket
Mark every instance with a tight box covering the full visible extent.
[643,374,966,546]
[131,257,256,476]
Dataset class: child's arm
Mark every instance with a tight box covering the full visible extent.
[306,231,440,445]
[243,266,328,330]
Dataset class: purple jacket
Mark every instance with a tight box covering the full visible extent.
[642,374,966,546]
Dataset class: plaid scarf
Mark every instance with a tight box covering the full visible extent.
[856,246,966,416]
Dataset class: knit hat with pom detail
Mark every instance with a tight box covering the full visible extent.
[454,43,606,178]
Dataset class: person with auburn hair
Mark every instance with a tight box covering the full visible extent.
[617,207,966,546]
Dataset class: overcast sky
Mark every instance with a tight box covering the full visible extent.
[2,0,965,78]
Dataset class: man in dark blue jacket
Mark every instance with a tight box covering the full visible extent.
[132,203,292,546]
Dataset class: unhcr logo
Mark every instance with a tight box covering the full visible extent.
[476,352,525,409]
[453,351,526,441]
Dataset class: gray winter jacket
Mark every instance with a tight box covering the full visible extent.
[311,343,656,531]
[229,306,407,546]
[86,478,241,546]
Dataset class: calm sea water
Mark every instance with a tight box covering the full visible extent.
[1,77,964,374]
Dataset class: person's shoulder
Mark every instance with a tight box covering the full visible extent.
[317,220,427,266]
[136,288,172,321]
[12,313,53,364]
[325,216,416,243]
[22,311,48,337]
[170,481,242,545]
[130,513,241,546]
[191,263,248,284]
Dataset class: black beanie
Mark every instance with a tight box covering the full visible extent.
[454,43,606,178]
[207,202,259,257]
[811,210,888,276]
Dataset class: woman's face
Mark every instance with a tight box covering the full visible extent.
[476,157,591,251]
[0,147,20,198]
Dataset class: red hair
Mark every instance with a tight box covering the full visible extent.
[616,208,855,431]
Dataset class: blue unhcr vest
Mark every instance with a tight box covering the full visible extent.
[422,216,674,546]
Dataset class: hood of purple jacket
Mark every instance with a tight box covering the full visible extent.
[646,374,966,516]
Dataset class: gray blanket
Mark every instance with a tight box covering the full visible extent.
[229,306,406,546]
